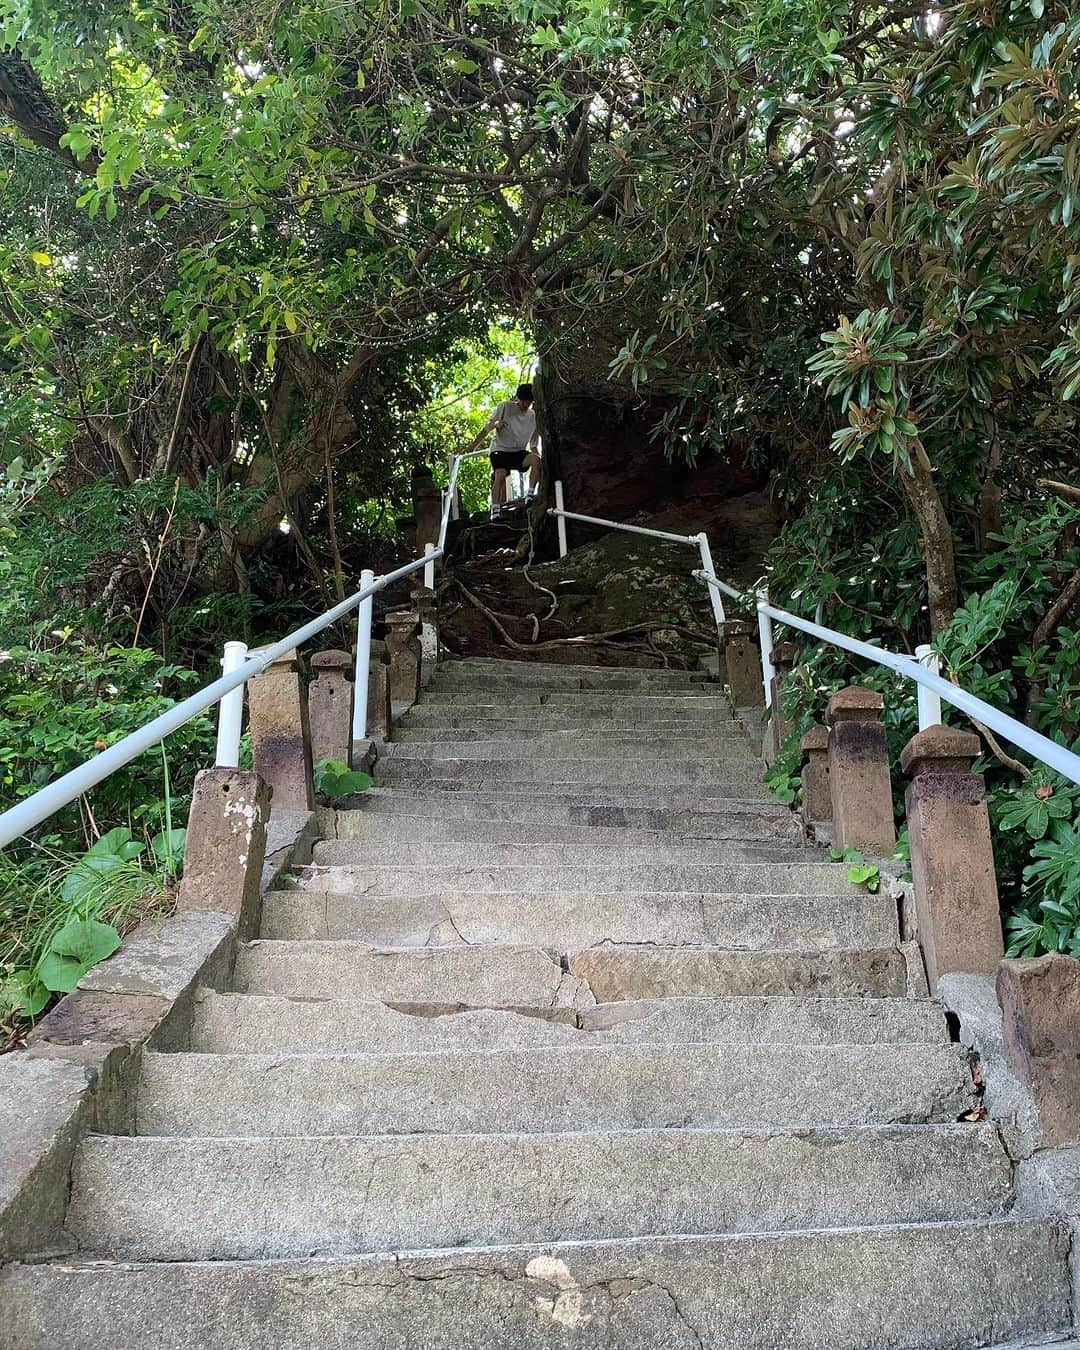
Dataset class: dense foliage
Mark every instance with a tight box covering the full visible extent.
[1,0,1079,1028]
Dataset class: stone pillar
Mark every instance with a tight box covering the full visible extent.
[722,620,763,708]
[247,653,315,811]
[768,641,799,760]
[997,954,1080,1147]
[413,469,443,553]
[901,726,1001,991]
[826,687,895,855]
[308,650,354,766]
[178,768,271,939]
[800,724,831,826]
[364,638,392,743]
[385,610,421,710]
[411,584,439,688]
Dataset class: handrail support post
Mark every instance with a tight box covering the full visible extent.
[756,590,776,709]
[352,567,375,746]
[915,644,942,729]
[695,534,726,627]
[554,480,568,558]
[214,641,248,767]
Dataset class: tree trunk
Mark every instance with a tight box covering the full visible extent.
[900,443,958,635]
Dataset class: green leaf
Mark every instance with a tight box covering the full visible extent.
[38,919,121,992]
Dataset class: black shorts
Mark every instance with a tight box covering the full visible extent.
[490,449,530,472]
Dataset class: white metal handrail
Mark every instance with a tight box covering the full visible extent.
[0,550,440,851]
[696,571,1080,788]
[547,498,728,631]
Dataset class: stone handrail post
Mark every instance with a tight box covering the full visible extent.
[178,768,271,940]
[799,724,831,829]
[998,954,1080,1147]
[364,638,392,745]
[411,583,439,689]
[901,726,1002,992]
[767,642,799,760]
[385,610,422,712]
[308,650,354,767]
[721,619,764,710]
[825,687,896,855]
[247,653,315,812]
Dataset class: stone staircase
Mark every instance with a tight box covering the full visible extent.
[4,657,1075,1348]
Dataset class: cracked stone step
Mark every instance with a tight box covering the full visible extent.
[234,941,595,1006]
[323,809,809,850]
[260,888,898,950]
[374,758,768,790]
[309,838,816,868]
[380,738,760,760]
[133,1041,979,1136]
[2,1219,1069,1350]
[344,793,802,839]
[190,991,951,1055]
[236,939,909,1002]
[65,1124,1010,1262]
[291,860,861,897]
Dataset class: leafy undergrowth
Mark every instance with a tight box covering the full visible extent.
[0,826,183,1053]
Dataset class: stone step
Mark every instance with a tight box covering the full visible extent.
[292,859,858,897]
[381,737,757,760]
[374,758,765,789]
[392,723,750,742]
[418,692,733,709]
[234,941,594,1006]
[65,1125,1009,1262]
[309,838,816,868]
[347,792,802,839]
[260,887,898,950]
[234,940,908,1002]
[191,991,950,1055]
[400,708,742,727]
[325,808,808,850]
[2,1219,1069,1350]
[133,1042,978,1136]
[448,658,704,676]
[567,944,908,999]
[432,668,711,691]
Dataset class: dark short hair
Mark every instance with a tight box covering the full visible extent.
[516,383,533,401]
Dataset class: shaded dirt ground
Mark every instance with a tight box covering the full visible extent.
[434,489,778,669]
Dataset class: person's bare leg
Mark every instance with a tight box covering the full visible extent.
[524,452,540,492]
[491,467,508,506]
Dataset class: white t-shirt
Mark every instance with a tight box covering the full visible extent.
[488,401,537,453]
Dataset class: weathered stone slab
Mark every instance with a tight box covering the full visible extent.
[131,1042,977,1138]
[0,1056,89,1258]
[234,941,595,1008]
[78,910,234,1012]
[261,887,896,952]
[66,1124,1008,1261]
[191,990,948,1056]
[567,945,907,999]
[1,1219,1069,1350]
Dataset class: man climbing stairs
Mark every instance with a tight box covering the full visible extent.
[1,658,1074,1348]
